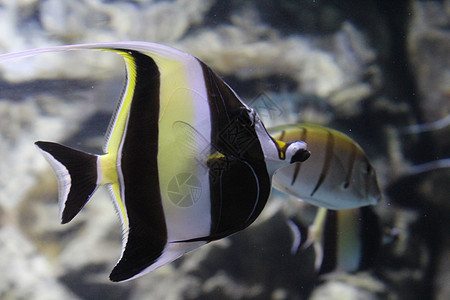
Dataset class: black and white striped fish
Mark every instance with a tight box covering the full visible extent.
[0,42,310,282]
[269,124,381,209]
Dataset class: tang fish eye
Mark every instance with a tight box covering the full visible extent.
[291,149,311,163]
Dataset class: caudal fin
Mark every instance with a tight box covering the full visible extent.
[35,141,100,224]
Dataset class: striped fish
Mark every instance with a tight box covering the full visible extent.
[0,42,310,282]
[269,124,381,209]
[288,206,381,274]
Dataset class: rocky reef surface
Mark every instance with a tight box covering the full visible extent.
[0,0,449,299]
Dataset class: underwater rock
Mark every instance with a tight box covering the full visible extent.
[408,0,450,123]
[182,17,377,119]
[407,0,450,157]
[0,0,214,82]
[0,226,76,300]
[309,276,385,300]
[39,0,213,43]
[0,89,102,210]
[0,0,378,120]
[0,78,116,298]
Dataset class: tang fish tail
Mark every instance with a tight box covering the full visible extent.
[35,141,100,224]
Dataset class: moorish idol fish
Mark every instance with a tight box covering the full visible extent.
[269,124,381,209]
[288,206,381,274]
[0,42,311,282]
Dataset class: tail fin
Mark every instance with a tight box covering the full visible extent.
[35,141,100,224]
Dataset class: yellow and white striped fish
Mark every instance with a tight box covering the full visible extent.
[269,124,381,209]
[288,206,381,274]
[0,42,310,282]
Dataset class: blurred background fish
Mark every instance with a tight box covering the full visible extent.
[269,123,381,209]
[288,206,382,275]
[268,123,383,276]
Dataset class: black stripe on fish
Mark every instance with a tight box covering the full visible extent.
[279,129,286,141]
[318,207,380,274]
[291,126,307,185]
[310,130,334,196]
[364,162,373,200]
[199,60,270,240]
[343,142,357,189]
[320,209,338,274]
[109,50,166,282]
[359,206,381,270]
